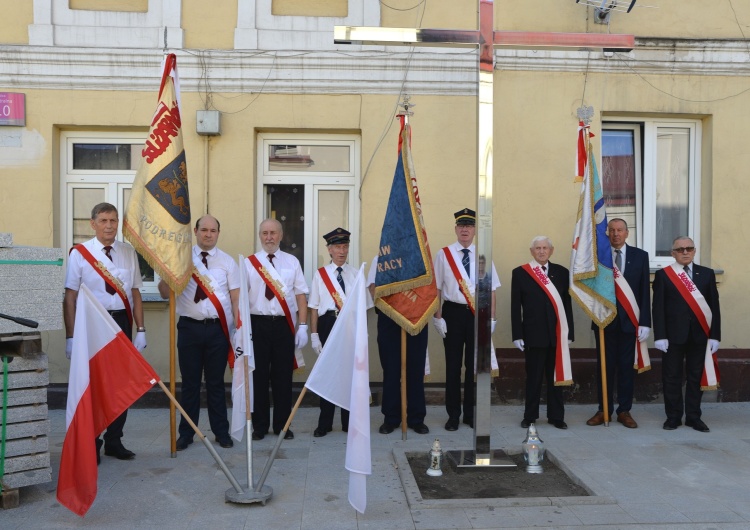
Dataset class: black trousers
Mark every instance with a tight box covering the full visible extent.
[662,338,706,422]
[99,309,131,446]
[251,315,294,434]
[176,317,230,440]
[377,311,427,426]
[442,301,475,422]
[524,346,565,422]
[594,324,637,415]
[316,311,350,431]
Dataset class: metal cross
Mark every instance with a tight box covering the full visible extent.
[336,1,634,467]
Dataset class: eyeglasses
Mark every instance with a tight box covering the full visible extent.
[672,247,695,253]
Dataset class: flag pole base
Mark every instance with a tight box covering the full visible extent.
[225,484,273,505]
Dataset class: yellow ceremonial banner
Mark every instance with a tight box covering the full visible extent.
[123,54,193,294]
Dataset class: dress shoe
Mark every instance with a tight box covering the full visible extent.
[96,438,103,465]
[520,419,532,429]
[586,411,605,426]
[617,411,638,429]
[379,423,397,434]
[284,430,294,440]
[548,419,568,430]
[313,427,330,438]
[410,423,430,434]
[252,431,266,441]
[663,418,682,430]
[175,436,193,451]
[215,436,234,448]
[342,425,348,433]
[444,419,459,431]
[104,443,136,460]
[685,418,710,432]
[463,418,474,428]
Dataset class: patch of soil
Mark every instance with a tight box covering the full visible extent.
[407,452,590,500]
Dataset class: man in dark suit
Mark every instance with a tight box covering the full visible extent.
[511,236,574,430]
[653,236,720,433]
[586,219,651,428]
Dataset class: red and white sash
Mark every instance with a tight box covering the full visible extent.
[443,247,499,377]
[441,247,475,313]
[318,266,346,312]
[248,254,305,370]
[522,263,572,385]
[613,266,651,373]
[71,244,133,327]
[192,259,235,368]
[663,263,719,390]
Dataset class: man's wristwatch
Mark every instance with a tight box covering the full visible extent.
[137,327,146,332]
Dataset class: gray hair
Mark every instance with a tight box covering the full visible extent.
[672,235,694,246]
[91,202,118,220]
[530,235,553,249]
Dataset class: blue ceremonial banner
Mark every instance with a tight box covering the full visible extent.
[570,139,616,328]
[374,117,438,335]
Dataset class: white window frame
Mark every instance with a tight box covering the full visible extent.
[60,130,160,294]
[603,117,702,269]
[256,133,361,286]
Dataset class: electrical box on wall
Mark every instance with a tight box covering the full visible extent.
[196,110,221,136]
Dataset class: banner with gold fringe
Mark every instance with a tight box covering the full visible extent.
[123,54,192,294]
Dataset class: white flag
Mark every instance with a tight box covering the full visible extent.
[230,255,255,442]
[305,264,371,514]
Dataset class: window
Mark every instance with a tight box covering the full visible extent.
[256,133,360,286]
[601,118,701,268]
[60,131,160,294]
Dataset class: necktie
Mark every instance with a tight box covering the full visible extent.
[336,266,346,293]
[615,249,623,271]
[542,265,547,275]
[103,246,116,295]
[265,254,276,300]
[684,265,691,280]
[461,248,471,277]
[194,251,209,303]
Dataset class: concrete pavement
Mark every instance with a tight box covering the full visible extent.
[3,402,750,529]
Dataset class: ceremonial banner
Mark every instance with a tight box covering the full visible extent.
[230,255,255,442]
[305,265,371,513]
[374,117,438,334]
[123,54,192,294]
[570,140,616,328]
[57,284,159,517]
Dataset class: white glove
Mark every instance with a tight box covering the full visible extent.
[295,324,309,349]
[432,317,447,339]
[491,320,496,334]
[133,331,147,352]
[654,339,669,353]
[638,326,650,342]
[65,338,73,359]
[311,333,323,355]
[513,339,525,351]
[709,339,720,354]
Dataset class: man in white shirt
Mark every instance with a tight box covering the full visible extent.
[309,228,356,437]
[158,215,239,450]
[245,218,309,440]
[64,202,146,463]
[432,208,500,431]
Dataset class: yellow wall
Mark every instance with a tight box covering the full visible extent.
[272,0,347,18]
[70,0,148,12]
[0,0,33,44]
[182,0,238,50]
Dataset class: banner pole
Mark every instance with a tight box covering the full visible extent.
[599,326,610,426]
[401,328,407,441]
[169,290,177,456]
[243,355,253,488]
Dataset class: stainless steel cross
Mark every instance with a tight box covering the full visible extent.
[336,1,634,467]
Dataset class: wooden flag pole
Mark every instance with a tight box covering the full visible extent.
[599,326,610,426]
[401,328,407,441]
[169,290,177,456]
[255,387,307,493]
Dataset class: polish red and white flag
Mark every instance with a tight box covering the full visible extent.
[56,283,159,517]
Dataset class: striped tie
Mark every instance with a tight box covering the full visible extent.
[336,266,346,293]
[461,248,470,277]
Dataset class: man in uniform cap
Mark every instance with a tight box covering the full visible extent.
[433,208,501,431]
[309,228,356,437]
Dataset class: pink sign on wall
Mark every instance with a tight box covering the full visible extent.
[0,93,26,126]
